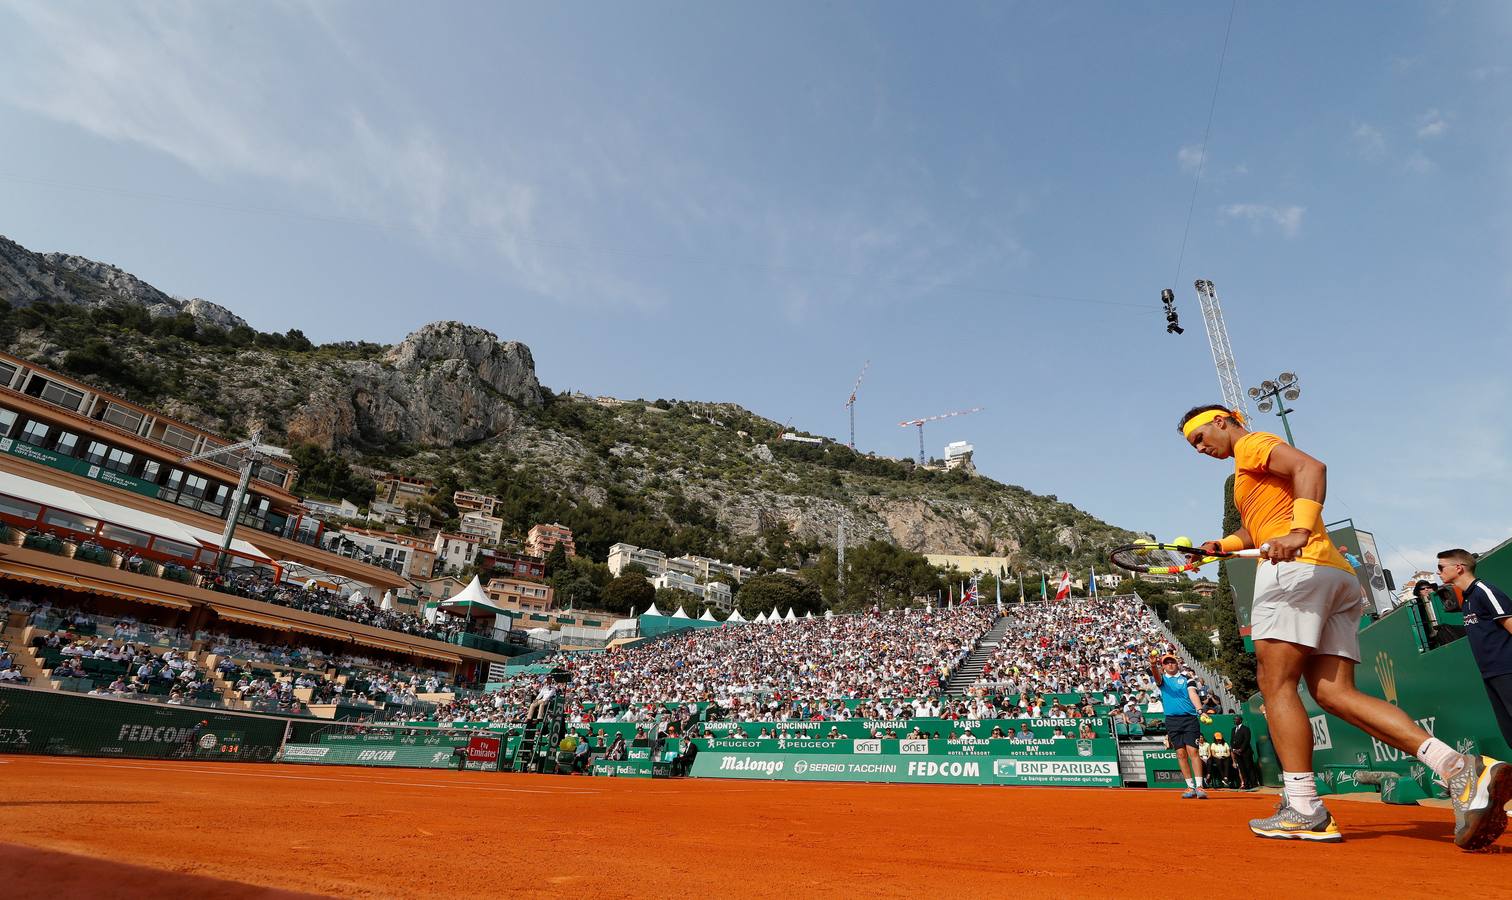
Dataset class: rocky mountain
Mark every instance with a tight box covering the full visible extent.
[0,234,1139,570]
[0,235,246,330]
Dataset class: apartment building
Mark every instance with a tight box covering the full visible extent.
[432,532,482,574]
[525,522,575,557]
[452,490,498,516]
[485,575,555,612]
[376,473,432,506]
[459,511,504,544]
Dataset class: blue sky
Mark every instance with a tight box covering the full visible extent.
[2,1,1510,580]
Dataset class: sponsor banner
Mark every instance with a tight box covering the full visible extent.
[0,438,162,499]
[465,736,501,766]
[704,717,1110,741]
[691,737,1118,759]
[280,743,467,769]
[592,758,653,778]
[0,686,283,762]
[321,731,473,747]
[690,751,1121,786]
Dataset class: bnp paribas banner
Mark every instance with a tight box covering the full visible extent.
[690,745,1122,787]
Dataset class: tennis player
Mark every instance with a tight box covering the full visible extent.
[1180,405,1511,848]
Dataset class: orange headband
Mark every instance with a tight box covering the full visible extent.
[1182,409,1243,440]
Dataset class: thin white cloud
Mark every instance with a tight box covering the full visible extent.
[1176,144,1204,175]
[1416,108,1449,139]
[1351,122,1387,160]
[1404,152,1438,174]
[0,0,1016,321]
[1220,204,1305,238]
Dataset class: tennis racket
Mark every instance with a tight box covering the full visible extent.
[1108,541,1265,575]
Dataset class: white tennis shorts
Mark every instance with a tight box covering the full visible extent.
[1250,561,1364,661]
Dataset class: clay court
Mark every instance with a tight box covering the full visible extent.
[1,757,1506,899]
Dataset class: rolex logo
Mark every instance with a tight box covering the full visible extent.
[1374,651,1398,705]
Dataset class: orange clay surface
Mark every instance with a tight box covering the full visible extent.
[1,756,1507,899]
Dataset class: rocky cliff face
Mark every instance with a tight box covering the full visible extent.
[0,234,1137,562]
[0,235,247,329]
[285,322,542,449]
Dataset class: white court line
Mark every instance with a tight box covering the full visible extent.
[33,759,604,795]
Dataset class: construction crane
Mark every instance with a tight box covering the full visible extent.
[1192,279,1250,421]
[180,428,292,570]
[843,360,870,449]
[898,407,984,465]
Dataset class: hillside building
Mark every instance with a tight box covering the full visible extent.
[376,473,432,507]
[526,522,575,557]
[432,531,482,574]
[485,575,554,612]
[459,511,504,544]
[452,490,498,516]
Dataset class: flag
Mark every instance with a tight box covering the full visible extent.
[1040,571,1048,602]
[963,575,979,605]
[1090,565,1099,598]
[1055,570,1072,601]
[948,584,954,608]
[995,576,1003,611]
[1018,571,1025,604]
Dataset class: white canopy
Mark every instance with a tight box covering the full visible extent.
[753,611,767,624]
[643,602,664,617]
[672,606,690,619]
[824,610,833,619]
[349,591,366,606]
[441,575,489,606]
[725,608,747,623]
[769,606,781,621]
[437,576,513,616]
[380,590,395,611]
[784,608,797,622]
[804,611,814,619]
[698,608,718,621]
[73,492,204,547]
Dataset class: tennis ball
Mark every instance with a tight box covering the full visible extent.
[1173,536,1193,548]
[1199,714,1213,725]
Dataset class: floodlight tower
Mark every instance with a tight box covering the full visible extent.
[180,429,292,570]
[844,360,870,449]
[1193,279,1250,421]
[1247,373,1302,446]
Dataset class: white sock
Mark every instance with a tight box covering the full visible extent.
[1283,771,1320,816]
[1195,775,1205,788]
[1416,738,1466,780]
[1185,777,1195,789]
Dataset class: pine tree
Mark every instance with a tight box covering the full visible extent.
[1213,474,1258,699]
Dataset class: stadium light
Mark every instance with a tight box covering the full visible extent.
[1247,372,1302,446]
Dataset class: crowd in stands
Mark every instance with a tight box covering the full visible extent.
[32,627,219,705]
[971,596,1228,717]
[552,606,996,719]
[202,571,464,643]
[426,608,996,727]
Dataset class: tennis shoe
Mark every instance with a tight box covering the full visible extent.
[1194,788,1208,799]
[1181,788,1198,799]
[1448,754,1512,851]
[1249,800,1342,842]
